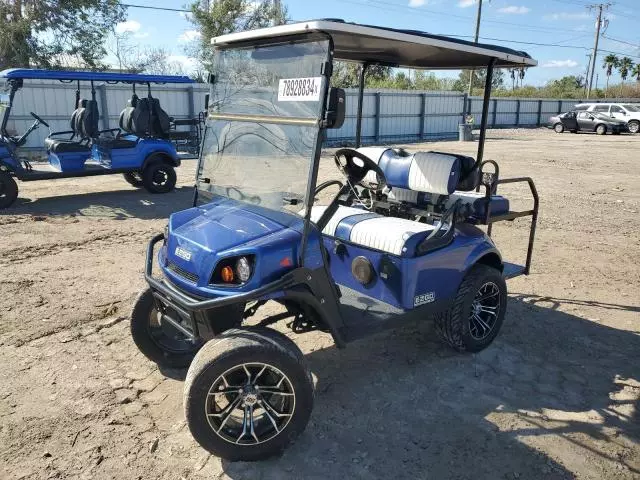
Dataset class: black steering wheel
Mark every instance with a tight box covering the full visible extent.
[333,148,387,192]
[30,111,49,128]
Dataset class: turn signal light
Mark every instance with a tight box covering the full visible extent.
[220,266,234,283]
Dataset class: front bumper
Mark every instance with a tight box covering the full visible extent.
[145,234,299,341]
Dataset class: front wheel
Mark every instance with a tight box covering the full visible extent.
[123,172,143,188]
[142,162,176,194]
[627,120,640,134]
[0,170,18,209]
[434,264,507,353]
[596,124,607,135]
[184,327,314,461]
[130,288,201,368]
[553,123,564,133]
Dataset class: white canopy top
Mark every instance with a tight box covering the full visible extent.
[212,19,537,69]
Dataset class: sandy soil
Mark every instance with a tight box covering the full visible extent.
[0,128,639,480]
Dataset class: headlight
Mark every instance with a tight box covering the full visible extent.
[235,257,251,282]
[163,224,169,244]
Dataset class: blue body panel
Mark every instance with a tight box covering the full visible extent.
[161,197,324,298]
[48,151,91,172]
[1,135,178,176]
[93,136,179,169]
[159,197,501,313]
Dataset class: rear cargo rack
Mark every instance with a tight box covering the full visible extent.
[477,163,539,278]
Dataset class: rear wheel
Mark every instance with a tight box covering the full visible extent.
[596,124,607,135]
[130,288,201,368]
[627,120,639,134]
[123,172,143,188]
[0,170,18,209]
[553,123,564,133]
[142,162,176,194]
[184,327,314,461]
[434,264,507,353]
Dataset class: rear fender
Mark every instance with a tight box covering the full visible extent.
[142,150,179,171]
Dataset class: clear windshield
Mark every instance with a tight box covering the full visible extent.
[623,104,640,112]
[197,38,330,214]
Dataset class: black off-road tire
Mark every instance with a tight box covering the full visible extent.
[596,124,607,135]
[142,162,176,194]
[184,327,314,462]
[123,171,144,188]
[0,170,18,209]
[434,264,507,353]
[130,288,201,368]
[553,123,564,133]
[627,120,639,134]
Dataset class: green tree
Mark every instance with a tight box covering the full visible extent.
[632,64,640,82]
[187,0,288,69]
[619,57,633,83]
[453,69,505,93]
[0,0,126,70]
[602,54,619,97]
[545,75,585,98]
[332,63,392,88]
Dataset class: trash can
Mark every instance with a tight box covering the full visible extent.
[458,123,473,142]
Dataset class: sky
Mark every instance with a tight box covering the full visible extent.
[113,0,640,87]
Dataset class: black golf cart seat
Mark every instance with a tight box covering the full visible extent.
[44,99,92,154]
[118,95,171,139]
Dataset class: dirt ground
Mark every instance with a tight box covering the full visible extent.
[1,128,639,480]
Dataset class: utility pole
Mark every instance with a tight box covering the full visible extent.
[583,53,592,96]
[587,3,611,99]
[468,0,484,96]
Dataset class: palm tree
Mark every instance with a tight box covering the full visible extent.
[632,64,640,82]
[619,57,634,97]
[602,54,619,97]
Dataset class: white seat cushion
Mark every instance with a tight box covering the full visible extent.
[350,216,435,255]
[308,205,370,236]
[310,205,436,256]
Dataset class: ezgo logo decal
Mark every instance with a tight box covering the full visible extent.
[175,246,192,261]
[414,292,435,306]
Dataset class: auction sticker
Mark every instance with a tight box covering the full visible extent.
[278,77,322,102]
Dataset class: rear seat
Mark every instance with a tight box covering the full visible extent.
[358,147,509,220]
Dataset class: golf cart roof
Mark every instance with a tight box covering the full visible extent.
[211,19,537,69]
[0,68,194,84]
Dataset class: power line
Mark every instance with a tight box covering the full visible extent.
[602,34,640,49]
[121,3,190,13]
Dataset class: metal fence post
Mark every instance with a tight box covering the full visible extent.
[419,93,426,139]
[187,85,196,134]
[462,93,468,123]
[374,92,381,143]
[557,100,562,114]
[515,99,520,126]
[97,84,110,130]
[492,98,498,127]
[537,99,543,126]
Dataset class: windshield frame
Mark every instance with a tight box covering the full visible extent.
[195,31,335,265]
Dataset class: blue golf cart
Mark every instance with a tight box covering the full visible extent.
[0,69,195,208]
[130,20,539,461]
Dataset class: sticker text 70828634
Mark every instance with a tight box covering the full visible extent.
[278,77,322,102]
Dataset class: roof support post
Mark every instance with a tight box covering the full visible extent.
[355,62,369,148]
[475,58,496,167]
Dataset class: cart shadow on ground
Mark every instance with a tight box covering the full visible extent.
[208,294,639,479]
[0,186,195,220]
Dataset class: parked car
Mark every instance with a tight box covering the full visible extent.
[574,102,640,134]
[549,110,628,135]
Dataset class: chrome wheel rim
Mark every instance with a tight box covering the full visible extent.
[152,168,169,186]
[629,123,639,133]
[469,281,501,340]
[205,362,296,445]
